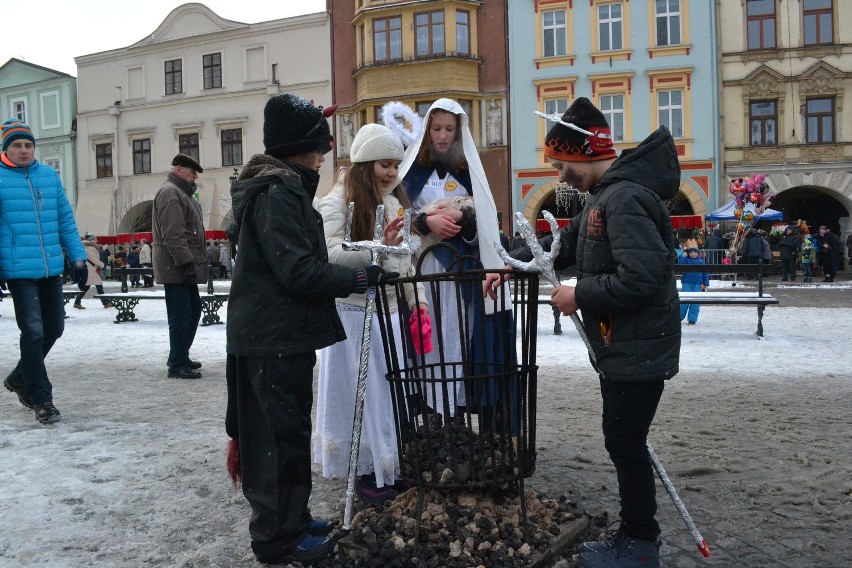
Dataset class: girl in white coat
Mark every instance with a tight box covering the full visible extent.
[314,124,428,503]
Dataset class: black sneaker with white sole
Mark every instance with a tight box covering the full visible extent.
[34,402,61,424]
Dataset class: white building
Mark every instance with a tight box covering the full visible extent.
[74,3,332,236]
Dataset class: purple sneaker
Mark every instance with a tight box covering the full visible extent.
[356,475,399,504]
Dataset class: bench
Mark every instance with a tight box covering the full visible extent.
[538,262,778,337]
[96,291,229,326]
[98,266,228,325]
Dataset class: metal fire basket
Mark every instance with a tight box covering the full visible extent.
[375,243,540,498]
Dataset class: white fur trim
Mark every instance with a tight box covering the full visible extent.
[380,101,424,147]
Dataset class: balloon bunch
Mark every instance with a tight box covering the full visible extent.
[728,174,773,253]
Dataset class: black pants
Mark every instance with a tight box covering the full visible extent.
[75,284,107,306]
[141,263,153,287]
[163,283,201,372]
[600,376,665,542]
[228,352,316,557]
[781,259,796,280]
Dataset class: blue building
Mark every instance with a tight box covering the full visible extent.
[508,0,720,232]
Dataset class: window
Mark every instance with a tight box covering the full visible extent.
[805,97,834,144]
[179,133,200,162]
[599,3,623,51]
[10,98,27,124]
[543,10,567,57]
[656,0,681,46]
[165,59,183,95]
[545,98,568,116]
[749,101,777,146]
[221,128,243,166]
[747,0,776,50]
[600,94,625,142]
[44,158,61,176]
[133,139,151,174]
[803,0,833,45]
[415,10,445,57]
[203,53,222,89]
[456,10,470,54]
[416,101,433,117]
[96,144,112,178]
[373,16,402,61]
[40,91,61,129]
[657,90,683,138]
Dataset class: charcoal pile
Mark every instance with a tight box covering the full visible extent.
[314,487,594,568]
[400,415,533,486]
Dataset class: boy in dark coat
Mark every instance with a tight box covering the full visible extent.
[486,98,680,568]
[778,226,799,282]
[225,94,391,566]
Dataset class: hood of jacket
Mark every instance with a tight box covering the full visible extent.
[595,126,680,201]
[230,153,319,236]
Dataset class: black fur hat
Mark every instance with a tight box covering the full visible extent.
[263,94,335,159]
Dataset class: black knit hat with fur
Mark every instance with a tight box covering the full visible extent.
[263,94,335,159]
[544,97,616,162]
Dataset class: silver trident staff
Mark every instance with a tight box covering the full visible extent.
[493,211,711,559]
[341,202,412,530]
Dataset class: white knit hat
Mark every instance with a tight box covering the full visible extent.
[349,123,404,163]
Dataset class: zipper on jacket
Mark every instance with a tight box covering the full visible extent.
[25,167,50,276]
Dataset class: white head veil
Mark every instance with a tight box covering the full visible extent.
[398,98,504,273]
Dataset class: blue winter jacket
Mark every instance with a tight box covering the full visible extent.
[0,155,86,280]
[678,253,710,287]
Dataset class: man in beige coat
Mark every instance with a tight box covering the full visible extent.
[151,154,206,379]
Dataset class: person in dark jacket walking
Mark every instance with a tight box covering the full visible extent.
[817,225,841,282]
[778,226,799,282]
[485,98,680,568]
[224,94,392,566]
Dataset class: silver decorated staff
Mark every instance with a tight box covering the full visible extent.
[341,202,412,530]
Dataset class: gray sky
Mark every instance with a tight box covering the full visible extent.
[1,0,326,77]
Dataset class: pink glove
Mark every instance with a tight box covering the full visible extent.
[409,307,433,355]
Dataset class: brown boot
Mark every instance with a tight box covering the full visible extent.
[73,303,85,309]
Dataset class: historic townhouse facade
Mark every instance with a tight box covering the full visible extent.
[508,0,720,232]
[328,0,511,219]
[721,0,852,237]
[0,59,79,206]
[73,4,332,236]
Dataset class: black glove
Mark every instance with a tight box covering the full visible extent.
[180,263,197,284]
[0,280,6,291]
[73,260,88,285]
[353,266,400,294]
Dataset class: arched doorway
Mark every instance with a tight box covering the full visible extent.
[118,200,153,234]
[770,186,849,234]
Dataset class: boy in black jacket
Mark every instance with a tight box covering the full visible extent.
[486,98,681,568]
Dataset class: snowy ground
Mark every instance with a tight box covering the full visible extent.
[1,278,850,567]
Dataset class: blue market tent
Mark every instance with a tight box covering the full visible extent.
[705,200,783,221]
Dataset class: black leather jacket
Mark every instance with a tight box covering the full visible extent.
[226,154,357,357]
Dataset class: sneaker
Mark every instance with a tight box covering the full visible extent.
[306,518,334,536]
[579,534,661,568]
[4,373,33,409]
[34,401,61,424]
[581,525,626,555]
[73,303,85,309]
[356,474,399,504]
[254,534,334,566]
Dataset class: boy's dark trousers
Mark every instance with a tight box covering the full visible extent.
[599,376,665,542]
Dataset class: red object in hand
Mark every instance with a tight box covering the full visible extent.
[409,307,433,355]
[226,438,241,488]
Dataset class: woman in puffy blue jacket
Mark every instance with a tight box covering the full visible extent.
[679,247,710,325]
